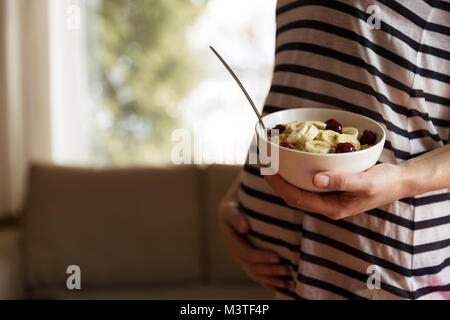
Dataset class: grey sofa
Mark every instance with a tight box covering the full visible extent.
[0,164,272,300]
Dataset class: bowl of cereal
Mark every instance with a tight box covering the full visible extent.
[255,108,386,192]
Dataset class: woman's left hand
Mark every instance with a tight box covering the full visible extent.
[262,163,412,220]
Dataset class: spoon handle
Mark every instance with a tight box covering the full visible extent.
[209,46,266,130]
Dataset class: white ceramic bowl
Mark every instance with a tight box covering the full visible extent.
[255,108,386,192]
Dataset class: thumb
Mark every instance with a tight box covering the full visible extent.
[313,171,367,192]
[221,201,250,234]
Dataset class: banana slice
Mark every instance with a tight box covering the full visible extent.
[278,133,288,143]
[287,123,307,144]
[306,121,327,130]
[338,133,361,150]
[305,140,331,154]
[320,130,340,147]
[342,127,359,139]
[301,124,320,143]
[286,121,301,132]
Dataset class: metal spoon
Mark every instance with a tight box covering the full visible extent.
[209,46,266,130]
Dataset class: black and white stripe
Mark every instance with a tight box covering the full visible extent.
[238,0,450,300]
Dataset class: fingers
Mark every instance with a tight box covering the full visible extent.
[254,276,289,289]
[220,201,249,234]
[263,174,302,209]
[263,173,333,214]
[245,263,291,276]
[219,198,289,293]
[239,255,290,292]
[228,228,280,264]
[313,171,368,192]
[220,201,280,264]
[261,284,279,294]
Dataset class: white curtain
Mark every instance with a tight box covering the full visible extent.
[0,0,90,217]
[0,0,52,218]
[49,0,92,165]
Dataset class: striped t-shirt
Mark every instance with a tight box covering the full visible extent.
[238,0,450,300]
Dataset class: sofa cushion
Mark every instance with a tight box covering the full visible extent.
[23,164,201,293]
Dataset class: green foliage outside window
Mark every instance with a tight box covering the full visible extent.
[86,0,206,165]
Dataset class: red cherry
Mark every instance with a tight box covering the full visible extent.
[359,130,377,145]
[273,124,286,134]
[325,119,342,134]
[280,142,293,149]
[267,129,272,138]
[336,142,356,153]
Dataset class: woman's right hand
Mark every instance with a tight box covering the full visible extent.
[218,200,291,293]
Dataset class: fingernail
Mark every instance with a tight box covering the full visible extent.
[239,221,248,232]
[315,175,330,188]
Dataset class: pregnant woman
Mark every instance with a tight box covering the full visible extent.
[219,0,450,299]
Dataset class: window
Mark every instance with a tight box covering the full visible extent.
[50,0,276,166]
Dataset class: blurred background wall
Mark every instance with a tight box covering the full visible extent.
[1,0,276,217]
[0,0,276,299]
